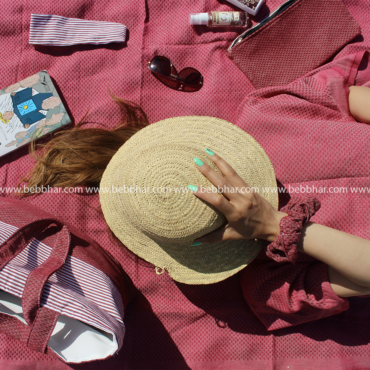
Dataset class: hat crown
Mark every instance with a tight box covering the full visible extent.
[116,144,226,245]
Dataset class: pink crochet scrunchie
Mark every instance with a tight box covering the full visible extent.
[265,197,321,264]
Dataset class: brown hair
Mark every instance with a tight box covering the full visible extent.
[20,94,148,195]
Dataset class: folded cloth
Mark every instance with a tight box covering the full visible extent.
[241,249,349,331]
[237,51,368,331]
[29,14,127,46]
[228,0,361,89]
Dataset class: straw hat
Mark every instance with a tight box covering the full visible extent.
[100,116,278,285]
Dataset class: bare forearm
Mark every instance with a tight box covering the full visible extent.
[349,86,370,124]
[297,222,370,290]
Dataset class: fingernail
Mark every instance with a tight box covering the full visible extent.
[191,242,202,246]
[193,158,204,166]
[205,148,214,156]
[188,185,198,192]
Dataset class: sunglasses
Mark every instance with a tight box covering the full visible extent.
[148,56,203,92]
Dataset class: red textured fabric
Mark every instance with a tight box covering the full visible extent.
[235,50,370,184]
[21,220,70,325]
[235,50,370,332]
[0,217,70,338]
[1,0,370,369]
[241,249,350,331]
[0,215,69,356]
[266,197,321,263]
[0,197,131,363]
[228,0,361,89]
[27,307,59,353]
[0,198,132,309]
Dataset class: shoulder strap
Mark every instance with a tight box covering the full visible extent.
[0,218,70,354]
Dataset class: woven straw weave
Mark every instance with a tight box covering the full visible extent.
[100,116,278,284]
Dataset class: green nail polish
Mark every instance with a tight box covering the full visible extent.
[193,157,204,166]
[188,185,198,192]
[205,148,214,156]
[191,242,202,246]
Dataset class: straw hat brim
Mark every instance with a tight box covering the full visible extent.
[100,116,278,284]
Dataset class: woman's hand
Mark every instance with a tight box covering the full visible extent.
[190,150,287,244]
[191,151,370,298]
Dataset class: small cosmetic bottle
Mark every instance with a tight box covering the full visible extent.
[189,12,249,27]
[225,0,265,16]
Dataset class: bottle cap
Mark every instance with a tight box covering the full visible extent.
[189,13,209,26]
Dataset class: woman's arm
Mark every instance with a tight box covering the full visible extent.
[298,222,370,297]
[349,85,370,124]
[297,85,370,296]
[191,151,370,298]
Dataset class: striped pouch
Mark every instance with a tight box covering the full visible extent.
[0,197,134,363]
[29,14,127,46]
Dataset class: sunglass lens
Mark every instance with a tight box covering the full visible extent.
[149,57,203,92]
[149,56,172,76]
[178,68,203,92]
[152,72,181,90]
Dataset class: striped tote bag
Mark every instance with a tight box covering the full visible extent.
[0,197,134,363]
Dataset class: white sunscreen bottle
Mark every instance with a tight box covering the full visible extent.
[189,12,249,27]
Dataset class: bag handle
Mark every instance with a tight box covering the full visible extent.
[0,218,71,353]
[0,218,69,270]
[21,219,71,324]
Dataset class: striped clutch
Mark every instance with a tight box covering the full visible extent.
[0,197,134,363]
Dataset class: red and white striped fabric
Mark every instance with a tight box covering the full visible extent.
[29,14,127,46]
[0,220,125,362]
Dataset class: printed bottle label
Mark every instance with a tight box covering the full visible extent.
[239,0,259,10]
[212,12,240,26]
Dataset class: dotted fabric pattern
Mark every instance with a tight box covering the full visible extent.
[228,0,361,89]
[0,0,370,369]
[242,248,350,331]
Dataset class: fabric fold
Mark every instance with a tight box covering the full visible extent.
[241,250,349,331]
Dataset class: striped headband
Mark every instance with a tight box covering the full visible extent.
[29,14,127,46]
